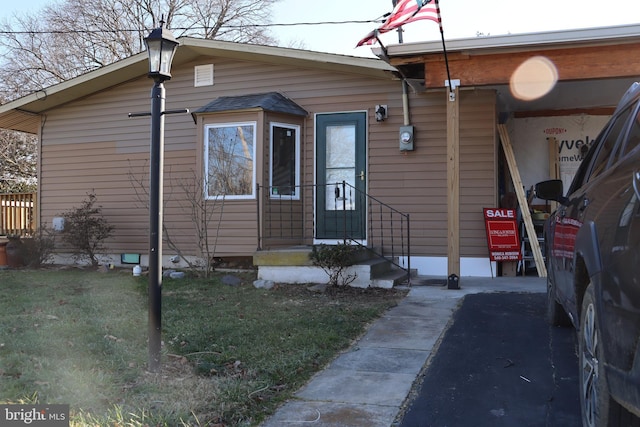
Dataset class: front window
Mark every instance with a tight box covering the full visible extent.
[588,104,634,181]
[270,123,300,199]
[205,122,256,199]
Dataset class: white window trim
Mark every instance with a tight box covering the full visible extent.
[269,122,301,200]
[204,122,257,200]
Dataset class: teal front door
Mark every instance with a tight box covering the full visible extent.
[316,112,367,240]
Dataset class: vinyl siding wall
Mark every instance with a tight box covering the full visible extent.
[39,54,496,261]
[366,89,496,258]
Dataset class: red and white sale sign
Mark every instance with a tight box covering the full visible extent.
[483,208,522,261]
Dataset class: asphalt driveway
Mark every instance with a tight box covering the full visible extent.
[398,292,581,427]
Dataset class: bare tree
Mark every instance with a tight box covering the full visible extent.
[0,129,37,193]
[0,0,281,193]
[0,0,281,99]
[170,170,226,277]
[128,163,225,278]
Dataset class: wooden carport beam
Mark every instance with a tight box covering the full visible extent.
[388,42,640,88]
[498,124,547,278]
[447,86,460,279]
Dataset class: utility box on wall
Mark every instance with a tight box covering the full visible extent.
[399,125,414,151]
[52,217,65,231]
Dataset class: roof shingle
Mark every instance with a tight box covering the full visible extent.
[192,92,308,117]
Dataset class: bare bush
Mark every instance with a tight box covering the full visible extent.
[60,192,115,266]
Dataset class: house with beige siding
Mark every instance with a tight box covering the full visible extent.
[0,37,496,280]
[1,25,637,283]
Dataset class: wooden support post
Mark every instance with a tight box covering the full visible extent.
[498,124,547,278]
[447,87,460,278]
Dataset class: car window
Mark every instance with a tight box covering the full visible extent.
[588,104,635,181]
[618,193,638,229]
[619,104,640,158]
[567,129,601,195]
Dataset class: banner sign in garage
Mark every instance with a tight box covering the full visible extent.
[483,208,522,261]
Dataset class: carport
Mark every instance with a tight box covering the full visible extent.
[379,24,640,279]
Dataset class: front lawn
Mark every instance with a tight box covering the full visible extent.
[0,269,406,426]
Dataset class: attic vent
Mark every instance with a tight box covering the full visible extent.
[194,64,214,87]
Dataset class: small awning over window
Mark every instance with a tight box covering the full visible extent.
[191,92,308,122]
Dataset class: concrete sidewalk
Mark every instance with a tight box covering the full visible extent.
[260,276,546,427]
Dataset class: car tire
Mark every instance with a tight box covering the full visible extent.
[579,282,622,427]
[547,275,571,327]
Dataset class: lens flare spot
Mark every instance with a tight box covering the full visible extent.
[510,56,558,101]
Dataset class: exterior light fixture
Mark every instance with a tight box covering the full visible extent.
[144,19,179,82]
[375,104,387,122]
[129,19,188,373]
[144,18,177,373]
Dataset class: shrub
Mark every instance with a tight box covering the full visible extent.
[20,226,56,268]
[309,243,358,287]
[60,192,114,266]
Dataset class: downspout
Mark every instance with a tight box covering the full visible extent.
[394,8,411,127]
[37,114,46,231]
[402,80,410,126]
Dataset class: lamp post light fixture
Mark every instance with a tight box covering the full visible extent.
[145,19,179,81]
[144,19,178,373]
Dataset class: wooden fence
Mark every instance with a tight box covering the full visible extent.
[0,193,37,236]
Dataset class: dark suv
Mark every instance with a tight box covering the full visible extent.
[536,81,640,427]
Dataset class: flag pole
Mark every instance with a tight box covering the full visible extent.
[434,0,455,99]
[374,30,389,58]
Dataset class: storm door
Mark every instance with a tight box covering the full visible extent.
[315,112,367,240]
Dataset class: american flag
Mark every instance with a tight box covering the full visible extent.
[356,0,440,47]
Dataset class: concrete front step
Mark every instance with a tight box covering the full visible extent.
[372,268,413,288]
[253,246,380,266]
[254,246,409,288]
[253,246,314,266]
[257,265,404,289]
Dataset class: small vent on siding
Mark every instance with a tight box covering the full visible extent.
[194,64,214,87]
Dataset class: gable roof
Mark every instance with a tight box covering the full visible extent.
[192,92,308,119]
[0,38,397,134]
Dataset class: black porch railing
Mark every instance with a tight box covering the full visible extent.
[256,182,410,276]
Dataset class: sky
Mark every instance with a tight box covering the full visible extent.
[4,0,640,58]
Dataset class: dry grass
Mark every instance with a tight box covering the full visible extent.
[0,268,407,426]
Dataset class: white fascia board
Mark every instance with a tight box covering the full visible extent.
[385,23,640,56]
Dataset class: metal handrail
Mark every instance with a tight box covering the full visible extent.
[256,182,410,279]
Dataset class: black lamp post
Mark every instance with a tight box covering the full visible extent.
[144,19,178,373]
